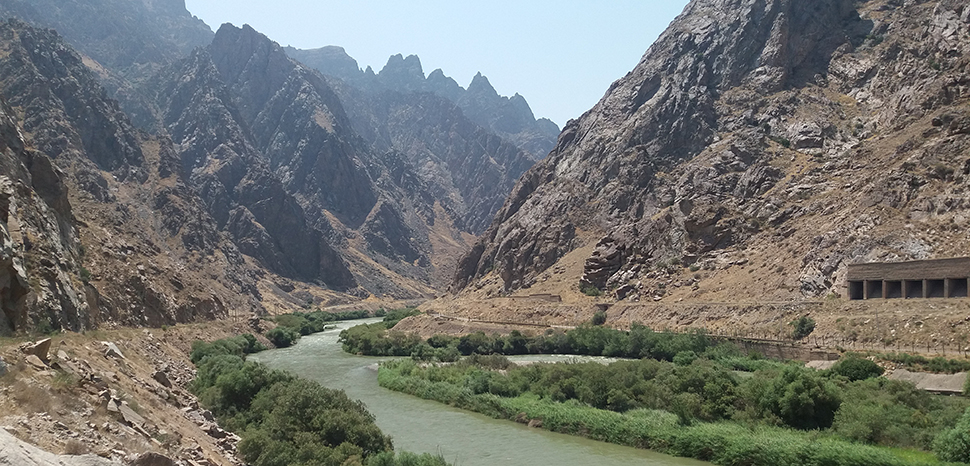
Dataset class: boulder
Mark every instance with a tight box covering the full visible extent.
[248,314,262,332]
[23,338,52,361]
[25,354,48,370]
[151,371,172,388]
[0,356,7,376]
[118,403,146,428]
[102,342,125,359]
[580,237,626,290]
[128,452,176,466]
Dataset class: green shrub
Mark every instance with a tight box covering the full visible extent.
[266,327,300,348]
[190,342,396,465]
[366,451,450,466]
[580,283,603,297]
[190,334,266,364]
[383,307,421,329]
[591,311,607,326]
[748,366,841,430]
[673,351,698,366]
[935,408,970,462]
[378,361,910,466]
[789,316,815,340]
[831,356,884,381]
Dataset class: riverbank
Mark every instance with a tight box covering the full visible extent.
[375,356,962,466]
[251,319,711,466]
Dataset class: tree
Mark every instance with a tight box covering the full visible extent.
[935,408,970,462]
[267,327,299,348]
[790,316,816,340]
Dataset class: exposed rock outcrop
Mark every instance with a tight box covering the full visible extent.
[0,428,119,466]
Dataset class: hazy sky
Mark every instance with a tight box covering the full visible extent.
[183,1,689,127]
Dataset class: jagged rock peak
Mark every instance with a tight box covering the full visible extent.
[285,45,561,158]
[467,72,498,98]
[0,0,212,70]
[379,53,426,87]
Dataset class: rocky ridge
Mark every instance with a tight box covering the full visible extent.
[453,0,970,313]
[286,47,561,160]
[0,0,213,130]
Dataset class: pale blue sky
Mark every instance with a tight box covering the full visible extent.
[183,1,689,127]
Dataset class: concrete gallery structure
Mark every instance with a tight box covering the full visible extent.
[847,257,970,300]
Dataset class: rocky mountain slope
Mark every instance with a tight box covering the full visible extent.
[286,47,561,160]
[286,49,553,234]
[453,0,970,310]
[147,24,457,297]
[0,0,564,308]
[0,20,265,333]
[0,0,213,130]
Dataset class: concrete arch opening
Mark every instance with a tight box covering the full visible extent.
[846,258,970,300]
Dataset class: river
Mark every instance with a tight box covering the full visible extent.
[250,318,707,466]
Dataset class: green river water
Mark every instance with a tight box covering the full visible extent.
[250,318,709,466]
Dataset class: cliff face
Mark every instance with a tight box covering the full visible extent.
[455,0,970,303]
[287,49,553,235]
[327,67,536,234]
[149,24,447,296]
[148,47,358,290]
[0,20,262,333]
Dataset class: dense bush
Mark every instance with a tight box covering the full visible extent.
[266,308,393,348]
[834,378,962,450]
[191,353,391,465]
[880,352,970,374]
[831,356,885,381]
[748,365,841,430]
[366,452,452,466]
[341,322,716,362]
[382,307,421,328]
[790,316,816,340]
[266,327,300,348]
[376,345,970,464]
[190,334,266,364]
[934,408,970,462]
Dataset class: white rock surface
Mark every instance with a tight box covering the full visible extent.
[0,428,119,466]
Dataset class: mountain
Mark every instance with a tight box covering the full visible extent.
[321,63,537,234]
[0,0,213,129]
[0,19,262,332]
[149,23,456,297]
[147,46,357,290]
[452,0,970,310]
[285,47,561,160]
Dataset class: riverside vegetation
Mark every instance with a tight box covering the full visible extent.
[266,308,419,348]
[188,334,448,466]
[341,321,970,465]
